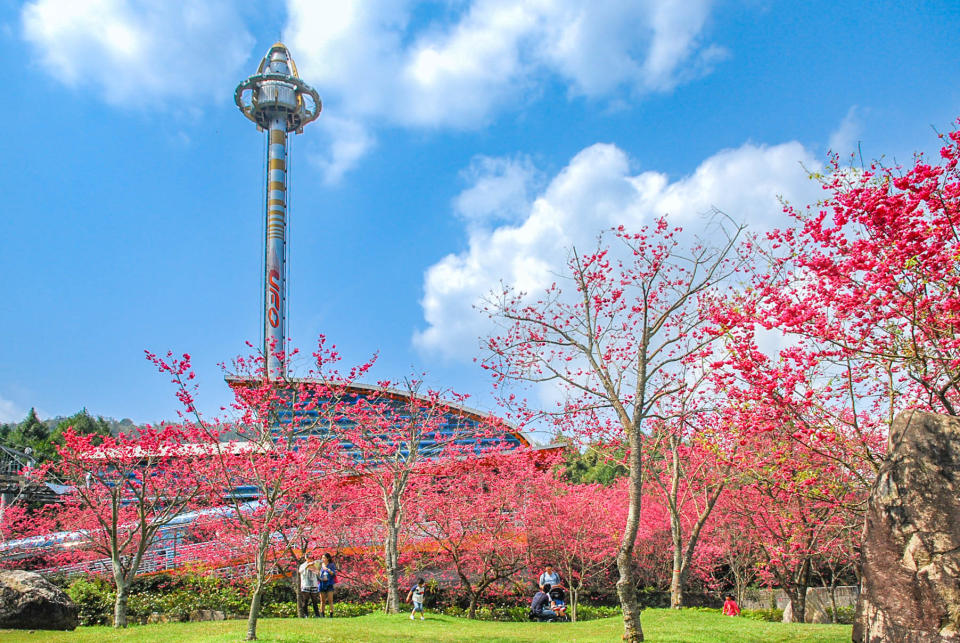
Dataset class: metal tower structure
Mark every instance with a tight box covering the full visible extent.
[235,43,321,378]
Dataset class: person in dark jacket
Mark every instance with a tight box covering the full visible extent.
[531,584,557,618]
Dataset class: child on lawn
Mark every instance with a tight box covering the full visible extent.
[406,578,427,620]
[722,594,741,616]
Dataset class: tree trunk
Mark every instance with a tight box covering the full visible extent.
[294,569,306,618]
[246,534,270,640]
[467,592,479,619]
[113,581,129,628]
[731,563,746,605]
[668,519,686,609]
[383,513,401,613]
[668,435,685,609]
[247,586,263,640]
[570,586,579,622]
[829,577,839,624]
[669,567,685,610]
[786,588,806,623]
[793,559,811,623]
[616,429,644,642]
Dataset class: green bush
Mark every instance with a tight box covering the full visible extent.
[261,601,297,618]
[331,602,380,618]
[741,608,784,622]
[826,606,855,625]
[437,603,619,622]
[65,573,252,625]
[62,572,618,624]
[66,576,115,626]
[267,601,380,618]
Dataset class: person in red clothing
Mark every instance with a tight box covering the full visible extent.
[722,594,741,616]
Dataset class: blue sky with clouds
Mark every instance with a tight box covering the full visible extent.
[1,0,958,425]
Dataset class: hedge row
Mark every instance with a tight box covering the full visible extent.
[60,573,621,626]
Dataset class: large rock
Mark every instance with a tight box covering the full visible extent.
[0,570,78,631]
[854,411,960,642]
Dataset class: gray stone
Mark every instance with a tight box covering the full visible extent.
[145,612,180,624]
[854,411,960,642]
[189,609,225,622]
[0,570,78,631]
[741,587,789,611]
[742,585,857,623]
[782,588,857,624]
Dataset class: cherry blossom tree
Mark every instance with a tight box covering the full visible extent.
[649,429,732,608]
[710,381,863,623]
[482,217,747,641]
[643,366,740,609]
[526,479,620,621]
[41,424,206,627]
[410,451,544,618]
[333,379,512,613]
[758,125,960,415]
[151,339,373,640]
[0,502,65,571]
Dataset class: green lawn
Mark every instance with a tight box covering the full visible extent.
[0,610,851,642]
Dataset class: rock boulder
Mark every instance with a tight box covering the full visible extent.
[854,411,960,642]
[0,570,78,631]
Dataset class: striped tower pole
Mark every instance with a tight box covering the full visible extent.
[235,44,321,379]
[264,119,287,376]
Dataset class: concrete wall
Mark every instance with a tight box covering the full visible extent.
[741,586,859,623]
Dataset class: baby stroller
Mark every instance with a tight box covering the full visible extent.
[529,585,571,622]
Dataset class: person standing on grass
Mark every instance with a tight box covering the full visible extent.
[538,565,561,590]
[298,558,321,618]
[406,577,427,620]
[723,594,741,616]
[317,552,337,617]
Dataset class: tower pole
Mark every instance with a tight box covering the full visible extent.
[264,118,288,376]
[235,44,321,379]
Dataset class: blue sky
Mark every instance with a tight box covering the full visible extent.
[1,0,958,427]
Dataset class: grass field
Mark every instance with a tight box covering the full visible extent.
[0,610,852,642]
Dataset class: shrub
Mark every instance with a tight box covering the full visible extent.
[62,571,618,624]
[826,606,856,625]
[66,576,114,626]
[741,608,784,622]
[438,603,620,622]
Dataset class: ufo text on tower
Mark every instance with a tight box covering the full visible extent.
[234,44,321,378]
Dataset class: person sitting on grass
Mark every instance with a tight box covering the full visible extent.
[531,584,556,619]
[722,594,741,616]
[406,577,427,621]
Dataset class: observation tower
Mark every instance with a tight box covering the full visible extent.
[235,44,321,377]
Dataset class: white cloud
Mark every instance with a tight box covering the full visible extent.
[414,140,822,359]
[309,116,377,186]
[22,0,254,107]
[454,155,539,225]
[828,105,862,156]
[284,0,724,176]
[0,395,26,424]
